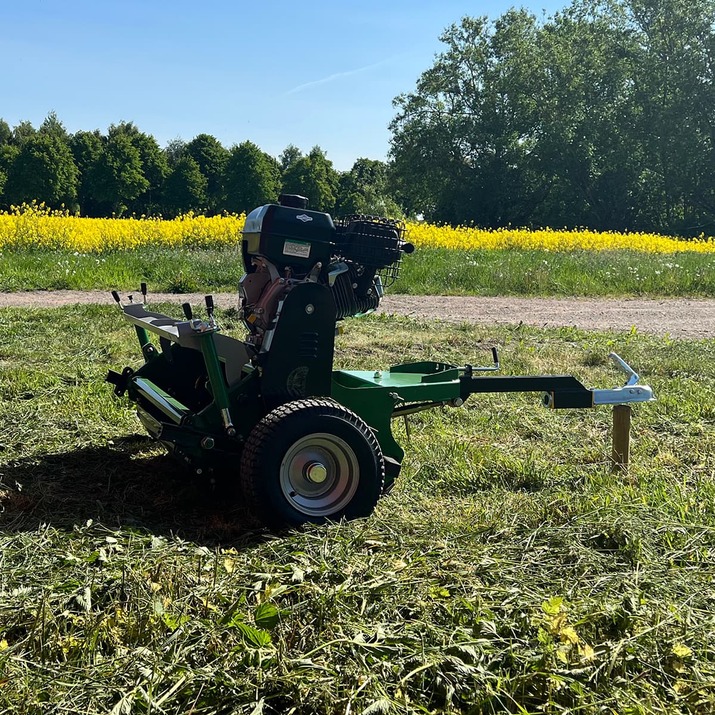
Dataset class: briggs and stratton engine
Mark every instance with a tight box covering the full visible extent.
[239,194,413,349]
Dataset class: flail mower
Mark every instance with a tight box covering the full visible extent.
[107,194,654,529]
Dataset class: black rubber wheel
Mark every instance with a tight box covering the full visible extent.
[240,398,384,528]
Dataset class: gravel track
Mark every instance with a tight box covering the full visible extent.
[0,290,713,338]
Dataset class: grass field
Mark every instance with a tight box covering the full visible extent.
[1,206,715,297]
[1,305,714,713]
[1,246,714,296]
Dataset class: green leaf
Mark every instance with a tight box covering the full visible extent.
[672,643,692,658]
[254,602,280,630]
[541,596,564,615]
[161,612,190,631]
[228,618,272,648]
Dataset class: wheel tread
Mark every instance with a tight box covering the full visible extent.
[240,398,384,528]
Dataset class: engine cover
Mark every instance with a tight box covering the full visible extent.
[242,201,334,275]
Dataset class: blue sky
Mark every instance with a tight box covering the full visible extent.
[3,0,564,170]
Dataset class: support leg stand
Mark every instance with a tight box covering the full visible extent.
[611,404,631,473]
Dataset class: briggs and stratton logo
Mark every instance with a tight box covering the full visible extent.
[296,214,313,222]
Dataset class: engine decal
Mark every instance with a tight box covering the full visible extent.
[283,239,311,258]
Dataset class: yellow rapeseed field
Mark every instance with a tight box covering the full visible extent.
[1,203,713,254]
[407,221,715,253]
[0,205,245,252]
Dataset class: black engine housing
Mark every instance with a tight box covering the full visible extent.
[241,195,412,328]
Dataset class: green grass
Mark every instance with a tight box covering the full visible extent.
[1,246,714,296]
[1,306,714,713]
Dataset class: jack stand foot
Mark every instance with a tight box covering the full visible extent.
[611,404,631,473]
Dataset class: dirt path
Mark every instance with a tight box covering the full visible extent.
[0,290,713,338]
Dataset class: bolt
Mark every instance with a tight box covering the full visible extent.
[305,462,328,484]
[305,304,315,315]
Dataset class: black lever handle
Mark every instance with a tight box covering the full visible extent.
[111,290,121,304]
[182,302,193,320]
[205,295,214,315]
[140,282,147,300]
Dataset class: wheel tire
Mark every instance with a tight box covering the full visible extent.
[240,399,384,529]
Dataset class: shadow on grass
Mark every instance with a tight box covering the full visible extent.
[0,436,262,546]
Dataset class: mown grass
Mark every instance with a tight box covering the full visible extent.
[1,305,714,714]
[1,246,714,296]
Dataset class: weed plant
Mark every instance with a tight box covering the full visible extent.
[0,306,714,713]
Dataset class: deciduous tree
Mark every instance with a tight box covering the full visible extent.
[108,122,168,214]
[185,134,229,213]
[70,130,103,215]
[390,11,543,226]
[281,146,339,213]
[223,141,281,214]
[336,158,403,217]
[162,155,208,216]
[88,132,148,216]
[4,133,78,208]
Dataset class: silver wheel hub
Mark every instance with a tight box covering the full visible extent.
[305,461,328,484]
[279,432,360,516]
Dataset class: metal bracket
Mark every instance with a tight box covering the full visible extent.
[589,353,655,406]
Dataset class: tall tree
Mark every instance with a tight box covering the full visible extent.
[281,146,339,213]
[4,133,78,208]
[11,121,36,146]
[625,0,715,233]
[88,132,148,216]
[389,0,715,233]
[223,141,281,214]
[185,134,229,212]
[39,111,70,141]
[531,4,644,230]
[164,138,187,169]
[0,120,14,206]
[69,130,103,215]
[279,144,303,173]
[336,158,403,217]
[108,122,168,214]
[390,11,544,225]
[162,155,208,216]
[0,119,13,145]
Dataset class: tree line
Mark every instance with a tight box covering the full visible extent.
[0,115,401,219]
[2,0,713,236]
[390,0,715,236]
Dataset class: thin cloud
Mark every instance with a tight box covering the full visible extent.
[285,58,391,95]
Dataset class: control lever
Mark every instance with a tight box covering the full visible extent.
[111,290,121,306]
[140,283,147,303]
[609,352,639,386]
[472,346,499,372]
[182,303,193,321]
[205,295,214,318]
[467,346,500,374]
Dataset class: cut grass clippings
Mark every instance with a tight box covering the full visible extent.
[0,306,714,713]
